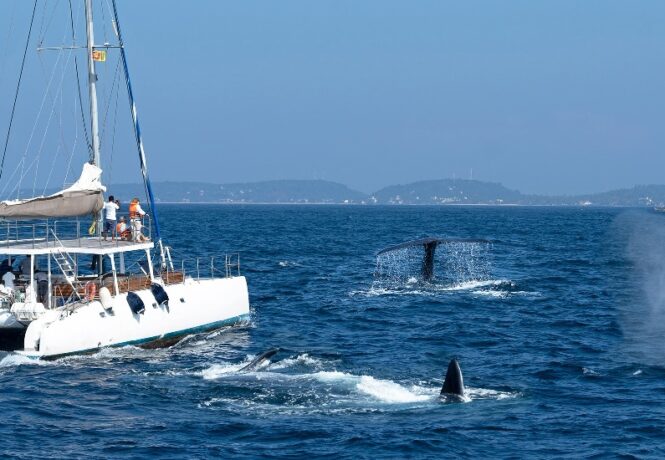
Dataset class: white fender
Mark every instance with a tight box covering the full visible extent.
[99,287,113,311]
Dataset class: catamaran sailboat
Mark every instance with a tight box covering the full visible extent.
[0,1,249,358]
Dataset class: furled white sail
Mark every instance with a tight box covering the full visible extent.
[0,163,105,219]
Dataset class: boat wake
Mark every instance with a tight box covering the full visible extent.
[0,352,49,368]
[195,352,518,413]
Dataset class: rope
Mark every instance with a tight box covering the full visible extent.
[69,0,92,158]
[38,0,64,44]
[106,64,122,186]
[32,42,75,196]
[43,88,65,196]
[99,56,121,145]
[15,25,67,199]
[0,0,38,183]
[62,88,80,187]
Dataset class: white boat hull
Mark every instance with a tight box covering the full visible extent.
[19,275,249,359]
[0,310,24,329]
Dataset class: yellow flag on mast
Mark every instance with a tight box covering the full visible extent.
[92,50,106,62]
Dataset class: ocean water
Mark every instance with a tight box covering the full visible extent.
[1,205,665,458]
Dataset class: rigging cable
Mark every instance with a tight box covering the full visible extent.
[111,0,162,242]
[3,38,64,199]
[62,85,81,187]
[99,56,121,146]
[0,1,19,90]
[68,0,93,158]
[0,0,39,183]
[32,41,76,196]
[43,82,67,195]
[100,56,122,186]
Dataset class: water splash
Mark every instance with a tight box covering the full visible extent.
[619,212,665,364]
[374,241,492,285]
[196,356,517,410]
[0,352,49,368]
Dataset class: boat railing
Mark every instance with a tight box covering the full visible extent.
[161,252,241,283]
[0,216,153,249]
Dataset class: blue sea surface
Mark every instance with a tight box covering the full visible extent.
[1,205,664,458]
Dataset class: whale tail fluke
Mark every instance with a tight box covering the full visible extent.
[441,358,465,398]
[377,237,490,281]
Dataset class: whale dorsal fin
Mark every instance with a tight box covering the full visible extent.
[441,358,465,397]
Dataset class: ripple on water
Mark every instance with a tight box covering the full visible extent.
[0,206,659,457]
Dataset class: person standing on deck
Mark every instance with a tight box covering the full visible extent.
[103,196,120,241]
[129,198,148,242]
[19,255,32,275]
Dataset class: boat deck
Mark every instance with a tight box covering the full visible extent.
[52,271,185,300]
[0,237,154,255]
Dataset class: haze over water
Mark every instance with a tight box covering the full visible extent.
[2,1,665,195]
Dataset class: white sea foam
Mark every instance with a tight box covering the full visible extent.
[349,286,435,297]
[633,369,643,376]
[0,353,46,368]
[355,376,431,403]
[464,387,517,401]
[268,353,323,370]
[199,362,246,380]
[198,351,286,379]
[350,278,526,298]
[311,371,431,403]
[197,357,518,406]
[311,370,351,382]
[441,279,508,291]
[278,261,301,268]
[471,290,509,298]
[582,367,600,376]
[308,371,516,404]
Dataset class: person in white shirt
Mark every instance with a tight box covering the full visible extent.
[2,271,15,290]
[103,195,120,241]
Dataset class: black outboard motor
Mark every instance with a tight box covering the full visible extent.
[150,283,169,306]
[127,291,145,315]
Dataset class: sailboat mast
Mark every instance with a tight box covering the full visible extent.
[111,0,164,257]
[84,0,101,166]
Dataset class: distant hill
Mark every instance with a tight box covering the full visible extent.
[370,179,522,205]
[107,180,368,204]
[98,179,665,206]
[370,180,665,206]
[555,185,665,207]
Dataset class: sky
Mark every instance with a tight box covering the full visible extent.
[1,0,665,195]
